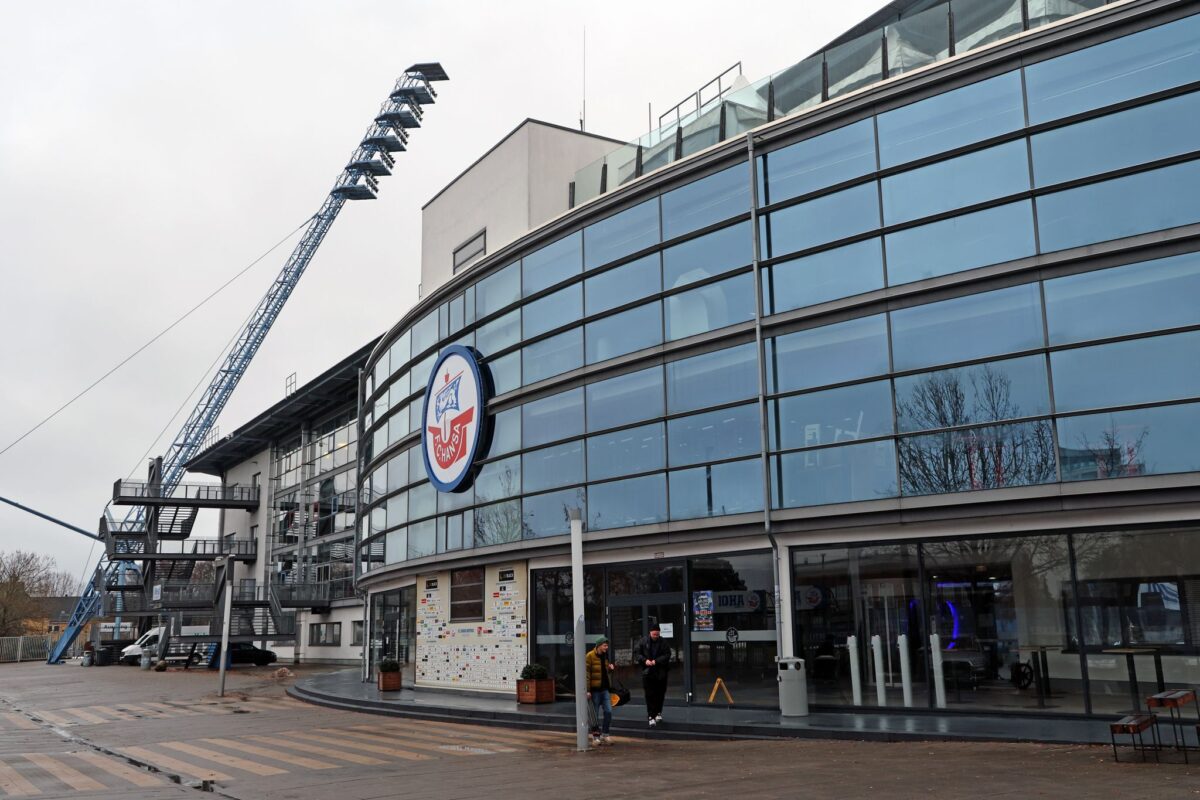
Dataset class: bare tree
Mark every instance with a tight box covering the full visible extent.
[1063,423,1148,480]
[0,550,68,636]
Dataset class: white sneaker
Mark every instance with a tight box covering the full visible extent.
[655,713,663,722]
[648,717,657,727]
[591,735,602,747]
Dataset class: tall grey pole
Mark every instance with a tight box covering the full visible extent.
[217,557,233,698]
[569,508,588,752]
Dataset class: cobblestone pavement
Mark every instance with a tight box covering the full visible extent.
[0,662,1195,799]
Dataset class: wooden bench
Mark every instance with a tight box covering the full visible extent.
[1148,690,1198,762]
[1110,714,1160,762]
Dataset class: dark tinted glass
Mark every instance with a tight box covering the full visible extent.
[522,327,583,384]
[523,487,586,538]
[666,343,758,414]
[890,284,1044,371]
[585,302,662,364]
[877,71,1024,168]
[669,458,763,519]
[881,140,1029,226]
[764,182,880,257]
[1050,331,1200,413]
[665,272,756,341]
[768,315,889,393]
[885,201,1036,285]
[584,254,661,315]
[667,403,760,468]
[662,221,752,290]
[473,455,520,503]
[523,440,585,493]
[476,262,520,318]
[1037,160,1200,253]
[661,164,750,239]
[1058,402,1200,481]
[523,232,582,296]
[584,199,660,269]
[1032,91,1200,187]
[895,355,1050,433]
[774,441,898,507]
[586,367,665,431]
[773,380,893,450]
[767,238,884,313]
[522,387,584,448]
[1024,14,1200,125]
[523,283,582,339]
[587,422,665,481]
[588,474,667,531]
[898,421,1057,495]
[759,119,875,205]
[1044,253,1200,345]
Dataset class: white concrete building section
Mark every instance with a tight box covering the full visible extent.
[419,120,623,295]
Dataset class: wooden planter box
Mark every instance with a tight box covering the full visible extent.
[517,678,556,704]
[377,671,402,692]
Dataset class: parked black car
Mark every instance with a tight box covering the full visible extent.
[228,643,277,667]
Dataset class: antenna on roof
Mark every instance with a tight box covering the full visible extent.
[580,25,587,132]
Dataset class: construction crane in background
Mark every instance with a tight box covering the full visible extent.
[33,62,449,664]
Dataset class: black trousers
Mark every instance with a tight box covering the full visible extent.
[643,672,669,718]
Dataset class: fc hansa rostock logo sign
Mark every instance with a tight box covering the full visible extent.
[422,345,489,493]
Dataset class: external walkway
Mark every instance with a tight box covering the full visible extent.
[290,669,1119,745]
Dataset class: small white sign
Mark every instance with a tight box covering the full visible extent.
[152,584,162,601]
[659,622,674,639]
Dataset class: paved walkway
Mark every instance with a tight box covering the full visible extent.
[293,668,1121,744]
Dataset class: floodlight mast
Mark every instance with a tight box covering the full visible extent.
[45,63,448,664]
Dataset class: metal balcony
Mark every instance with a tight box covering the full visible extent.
[347,148,393,176]
[155,583,216,609]
[270,579,331,611]
[360,132,406,152]
[112,480,259,510]
[390,83,436,104]
[172,607,296,643]
[376,107,421,128]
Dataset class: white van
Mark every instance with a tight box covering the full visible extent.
[120,626,209,665]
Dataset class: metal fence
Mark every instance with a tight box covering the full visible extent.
[1,635,90,663]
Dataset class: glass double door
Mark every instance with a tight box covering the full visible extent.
[607,597,688,703]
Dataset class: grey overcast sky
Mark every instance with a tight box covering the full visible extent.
[0,0,882,584]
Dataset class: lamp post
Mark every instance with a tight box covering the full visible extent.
[568,507,588,752]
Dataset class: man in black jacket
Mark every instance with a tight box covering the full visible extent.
[634,623,672,727]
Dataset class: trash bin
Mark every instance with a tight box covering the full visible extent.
[778,657,809,717]
[94,647,112,667]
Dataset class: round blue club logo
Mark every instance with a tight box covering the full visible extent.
[421,346,489,493]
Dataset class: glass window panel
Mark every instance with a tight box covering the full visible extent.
[774,441,898,507]
[585,254,661,315]
[1058,402,1200,481]
[667,403,760,468]
[665,272,755,341]
[1051,331,1200,413]
[522,327,583,385]
[476,310,520,356]
[680,105,723,159]
[407,519,436,560]
[759,118,876,205]
[474,499,523,546]
[388,331,410,375]
[476,262,521,318]
[895,355,1050,433]
[474,455,521,503]
[827,29,883,100]
[669,458,763,519]
[410,311,438,357]
[770,55,823,117]
[773,380,893,450]
[881,140,1029,226]
[890,284,1044,372]
[583,199,660,270]
[586,366,665,431]
[490,407,520,456]
[1024,14,1200,125]
[408,445,424,483]
[587,422,665,481]
[661,165,750,240]
[449,293,464,334]
[666,343,758,414]
[1045,253,1200,345]
[766,238,883,313]
[522,387,584,448]
[390,370,410,404]
[387,454,408,493]
[523,440,584,493]
[523,283,582,339]
[885,3,950,77]
[585,301,662,364]
[1032,92,1200,187]
[662,221,752,290]
[1037,159,1200,253]
[885,201,1036,285]
[588,474,667,530]
[384,528,407,564]
[410,351,437,395]
[523,232,582,297]
[898,420,1057,495]
[952,0,1023,54]
[764,182,880,257]
[768,314,889,394]
[436,481,473,513]
[878,71,1023,168]
[1027,0,1103,29]
[485,351,519,396]
[523,487,587,539]
[408,481,436,520]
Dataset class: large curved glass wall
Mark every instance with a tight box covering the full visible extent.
[360,11,1200,574]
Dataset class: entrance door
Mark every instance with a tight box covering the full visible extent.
[608,598,688,703]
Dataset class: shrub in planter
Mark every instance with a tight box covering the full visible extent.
[517,663,555,704]
[377,658,402,692]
